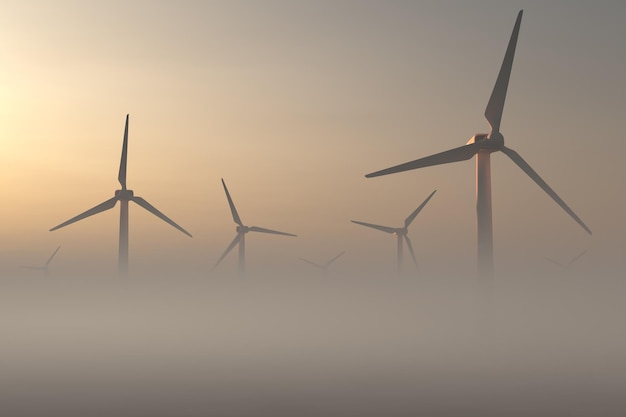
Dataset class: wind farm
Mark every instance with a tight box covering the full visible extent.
[2,3,624,417]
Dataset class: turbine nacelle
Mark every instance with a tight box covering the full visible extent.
[236,225,250,234]
[115,189,134,200]
[467,132,503,151]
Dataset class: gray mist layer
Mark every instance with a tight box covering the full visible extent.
[1,268,624,417]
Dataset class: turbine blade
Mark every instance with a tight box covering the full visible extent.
[45,246,61,266]
[405,190,437,228]
[131,196,192,237]
[404,235,418,268]
[299,258,324,269]
[351,220,396,234]
[118,114,129,189]
[366,143,481,178]
[212,234,241,270]
[326,251,345,267]
[501,146,592,235]
[484,10,523,132]
[248,226,297,237]
[543,256,564,268]
[221,179,243,226]
[50,197,119,231]
[567,250,588,267]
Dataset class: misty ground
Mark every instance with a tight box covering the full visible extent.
[1,270,624,417]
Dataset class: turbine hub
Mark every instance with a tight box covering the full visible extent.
[115,189,134,200]
[237,225,249,233]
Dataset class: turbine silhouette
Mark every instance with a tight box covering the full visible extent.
[365,10,591,285]
[543,250,587,271]
[50,115,192,277]
[299,251,345,274]
[21,246,61,277]
[212,179,297,276]
[351,190,436,274]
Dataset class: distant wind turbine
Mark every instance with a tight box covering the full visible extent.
[352,190,436,274]
[300,251,345,274]
[50,115,192,277]
[543,250,587,271]
[21,246,61,277]
[212,179,297,276]
[365,10,591,285]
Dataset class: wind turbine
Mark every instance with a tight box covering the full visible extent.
[21,246,61,277]
[299,251,345,274]
[543,249,587,271]
[351,190,436,274]
[50,115,192,277]
[365,10,591,285]
[212,179,297,276]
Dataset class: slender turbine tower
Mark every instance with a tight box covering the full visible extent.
[365,10,591,285]
[299,251,345,274]
[351,190,436,274]
[212,179,297,276]
[50,115,192,277]
[21,246,61,277]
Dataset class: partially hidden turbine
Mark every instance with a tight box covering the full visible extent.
[50,115,192,277]
[300,251,345,274]
[212,179,297,276]
[352,190,436,274]
[365,10,591,283]
[21,246,61,277]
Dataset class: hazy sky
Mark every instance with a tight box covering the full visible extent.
[1,0,624,277]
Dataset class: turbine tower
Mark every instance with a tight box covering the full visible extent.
[212,179,297,276]
[299,251,345,274]
[351,190,436,275]
[21,246,61,277]
[365,10,591,286]
[50,115,192,277]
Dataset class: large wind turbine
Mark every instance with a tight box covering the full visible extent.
[50,115,192,277]
[366,10,591,284]
[299,251,345,274]
[212,179,297,276]
[21,246,61,277]
[351,190,436,274]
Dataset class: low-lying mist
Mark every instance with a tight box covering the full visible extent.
[1,270,624,417]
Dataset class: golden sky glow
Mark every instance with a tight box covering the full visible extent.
[1,1,624,277]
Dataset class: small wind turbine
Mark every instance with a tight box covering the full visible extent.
[351,190,436,274]
[543,250,587,271]
[212,179,297,276]
[21,246,61,277]
[299,251,345,274]
[50,115,192,277]
[365,10,591,285]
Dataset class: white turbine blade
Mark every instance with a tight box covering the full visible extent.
[366,143,481,178]
[484,10,523,132]
[543,256,564,268]
[300,258,325,269]
[567,250,588,267]
[45,246,61,266]
[50,197,118,231]
[325,251,345,267]
[351,220,396,234]
[248,226,297,237]
[404,235,418,268]
[131,196,192,237]
[501,146,592,235]
[212,234,241,270]
[405,190,437,228]
[221,179,243,226]
[118,114,129,189]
